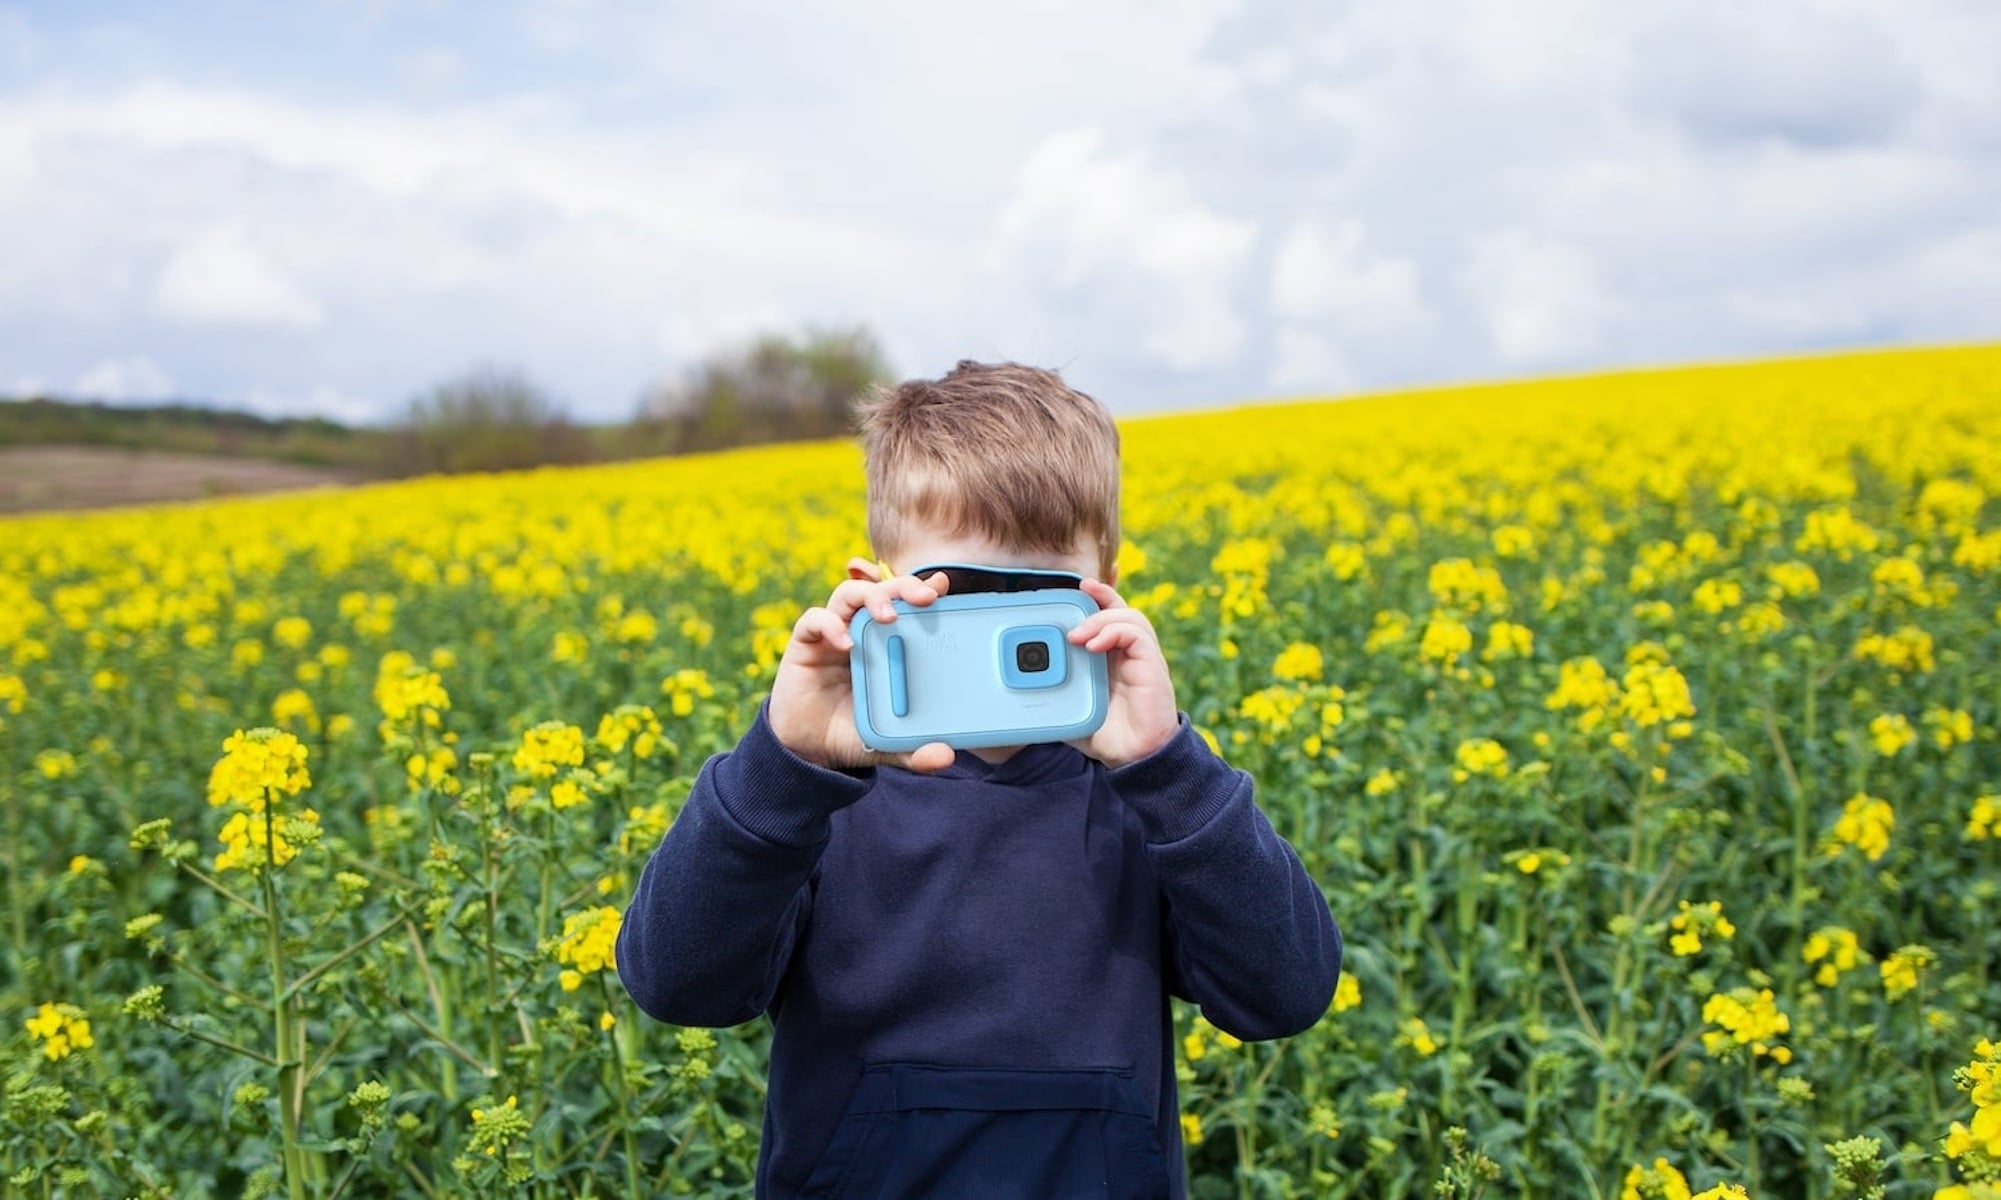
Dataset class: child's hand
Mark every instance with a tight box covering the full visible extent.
[767,558,958,774]
[1064,578,1181,770]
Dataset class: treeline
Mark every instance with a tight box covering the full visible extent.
[2,328,894,479]
[0,397,385,470]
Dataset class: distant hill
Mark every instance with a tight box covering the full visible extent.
[0,395,396,472]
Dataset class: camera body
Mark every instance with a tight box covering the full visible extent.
[849,587,1109,752]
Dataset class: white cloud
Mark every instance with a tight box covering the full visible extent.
[655,304,795,362]
[0,1,1997,420]
[399,48,465,91]
[73,356,174,401]
[995,129,1258,371]
[153,226,324,328]
[1630,6,1922,148]
[1270,219,1430,336]
[1461,231,1612,365]
[1268,326,1355,394]
[243,383,386,426]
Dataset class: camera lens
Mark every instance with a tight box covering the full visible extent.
[1015,640,1051,673]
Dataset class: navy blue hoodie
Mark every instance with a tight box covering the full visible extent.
[616,703,1342,1199]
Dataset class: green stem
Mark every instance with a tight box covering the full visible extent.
[600,977,644,1200]
[282,903,425,1003]
[260,807,308,1200]
[1765,710,1809,994]
[484,804,504,1072]
[4,734,23,969]
[166,1018,284,1067]
[170,952,269,1008]
[1743,1057,1759,1190]
[176,861,269,920]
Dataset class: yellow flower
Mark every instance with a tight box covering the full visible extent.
[1546,657,1617,731]
[214,806,321,873]
[1238,686,1305,737]
[374,659,451,736]
[1802,926,1866,987]
[1852,625,1935,674]
[1796,505,1881,560]
[613,609,658,644]
[551,630,590,664]
[1364,610,1409,653]
[1669,900,1736,957]
[1829,794,1895,862]
[1881,945,1935,1001]
[1419,613,1474,667]
[1396,1017,1438,1057]
[1691,578,1742,614]
[1482,621,1534,662]
[1427,558,1508,613]
[1621,1158,1692,1200]
[404,746,459,794]
[34,749,77,779]
[1453,738,1509,783]
[272,616,313,650]
[1868,713,1915,757]
[1700,988,1791,1063]
[207,728,311,812]
[1492,524,1535,559]
[271,688,319,733]
[1180,1112,1203,1146]
[514,721,586,780]
[661,668,717,717]
[1968,796,2001,841]
[1619,661,1695,728]
[596,705,665,758]
[1364,769,1400,796]
[554,906,623,984]
[1272,642,1323,682]
[1332,972,1361,1013]
[24,1002,94,1061]
[1926,707,1974,750]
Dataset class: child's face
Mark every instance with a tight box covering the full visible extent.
[887,518,1111,586]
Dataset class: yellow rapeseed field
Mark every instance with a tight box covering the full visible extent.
[3,344,1999,1198]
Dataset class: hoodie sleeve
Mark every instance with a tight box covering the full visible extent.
[1108,715,1342,1041]
[614,700,873,1028]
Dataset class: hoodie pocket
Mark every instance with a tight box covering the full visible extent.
[798,1063,1169,1200]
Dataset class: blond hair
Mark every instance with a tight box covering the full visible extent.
[855,361,1121,577]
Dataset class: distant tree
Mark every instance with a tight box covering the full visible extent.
[391,367,592,475]
[634,327,893,454]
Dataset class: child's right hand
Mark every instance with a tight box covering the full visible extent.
[767,558,958,774]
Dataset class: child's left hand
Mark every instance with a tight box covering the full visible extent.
[1065,578,1181,770]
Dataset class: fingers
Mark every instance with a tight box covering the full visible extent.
[889,741,956,774]
[1079,577,1127,610]
[791,607,855,652]
[825,571,951,626]
[1066,607,1156,655]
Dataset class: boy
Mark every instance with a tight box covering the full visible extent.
[616,361,1342,1199]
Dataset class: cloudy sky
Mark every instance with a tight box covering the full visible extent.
[2,0,1997,423]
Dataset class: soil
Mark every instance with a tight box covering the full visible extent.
[0,446,372,515]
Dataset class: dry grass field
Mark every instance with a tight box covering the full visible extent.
[0,446,367,513]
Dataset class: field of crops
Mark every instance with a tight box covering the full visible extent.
[3,345,1999,1198]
